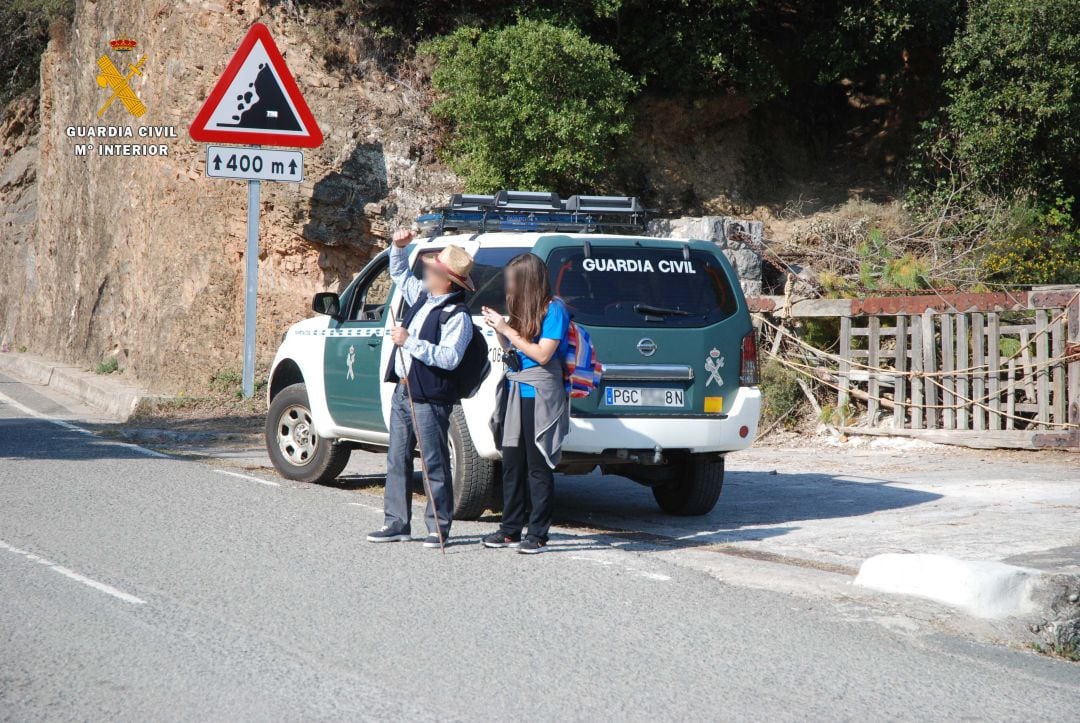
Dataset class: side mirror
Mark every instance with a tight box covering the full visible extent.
[312,292,342,319]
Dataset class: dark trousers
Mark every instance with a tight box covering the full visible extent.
[499,397,555,541]
[384,384,454,537]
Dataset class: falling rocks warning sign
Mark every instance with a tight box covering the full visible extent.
[189,23,323,148]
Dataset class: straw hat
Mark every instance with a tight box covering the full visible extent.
[423,244,475,292]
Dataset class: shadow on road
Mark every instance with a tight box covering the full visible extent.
[3,415,942,557]
[0,419,165,461]
[548,468,943,552]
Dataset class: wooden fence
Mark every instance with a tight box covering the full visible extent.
[749,288,1080,450]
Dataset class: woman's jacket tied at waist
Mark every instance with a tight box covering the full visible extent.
[490,358,570,469]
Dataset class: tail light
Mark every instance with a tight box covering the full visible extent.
[740,332,759,386]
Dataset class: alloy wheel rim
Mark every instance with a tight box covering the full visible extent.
[278,404,317,466]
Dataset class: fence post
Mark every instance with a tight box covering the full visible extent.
[987,312,1001,430]
[941,314,955,429]
[1006,359,1017,430]
[922,310,938,428]
[1051,310,1066,425]
[1069,293,1080,437]
[1020,329,1037,402]
[956,314,969,430]
[1036,309,1050,427]
[838,316,852,412]
[971,312,985,431]
[910,314,924,429]
[893,315,908,429]
[867,317,880,422]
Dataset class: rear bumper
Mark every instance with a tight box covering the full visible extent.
[563,387,761,454]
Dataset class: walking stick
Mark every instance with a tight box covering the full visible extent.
[392,315,447,555]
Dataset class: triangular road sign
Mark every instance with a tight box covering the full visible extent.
[190,23,323,147]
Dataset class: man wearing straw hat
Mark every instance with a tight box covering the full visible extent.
[367,229,475,548]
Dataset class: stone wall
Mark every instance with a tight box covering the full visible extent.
[647,216,764,295]
[0,0,458,392]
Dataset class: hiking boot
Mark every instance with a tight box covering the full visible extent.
[366,526,412,543]
[482,531,521,549]
[517,536,546,554]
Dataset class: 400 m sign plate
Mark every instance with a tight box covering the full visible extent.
[205,145,303,183]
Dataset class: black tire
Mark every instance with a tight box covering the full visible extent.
[447,406,497,520]
[266,383,351,485]
[651,455,725,516]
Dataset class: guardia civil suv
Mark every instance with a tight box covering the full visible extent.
[265,191,761,518]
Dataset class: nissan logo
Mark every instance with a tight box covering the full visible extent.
[637,338,657,357]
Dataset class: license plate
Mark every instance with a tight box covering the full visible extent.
[604,386,685,407]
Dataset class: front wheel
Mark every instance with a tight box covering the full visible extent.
[447,406,498,520]
[266,383,351,484]
[652,455,725,516]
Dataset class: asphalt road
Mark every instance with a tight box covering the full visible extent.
[1,376,1078,721]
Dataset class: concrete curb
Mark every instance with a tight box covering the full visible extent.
[854,553,1041,619]
[855,553,1080,654]
[0,352,146,420]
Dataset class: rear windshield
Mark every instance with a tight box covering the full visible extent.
[547,246,738,327]
[414,245,738,327]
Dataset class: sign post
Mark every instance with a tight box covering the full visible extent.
[243,178,261,398]
[189,23,323,397]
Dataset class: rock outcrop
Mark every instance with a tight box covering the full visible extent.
[647,216,764,295]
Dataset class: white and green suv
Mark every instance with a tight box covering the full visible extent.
[265,192,761,518]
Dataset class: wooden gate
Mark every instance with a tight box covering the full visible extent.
[751,288,1080,449]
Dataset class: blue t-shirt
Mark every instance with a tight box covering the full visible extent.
[514,299,570,398]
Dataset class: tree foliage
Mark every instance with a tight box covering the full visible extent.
[927,0,1080,202]
[422,19,637,193]
[0,0,73,106]
[793,0,961,88]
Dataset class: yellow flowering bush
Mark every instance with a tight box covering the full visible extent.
[982,198,1080,285]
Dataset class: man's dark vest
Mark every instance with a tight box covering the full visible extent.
[384,290,467,405]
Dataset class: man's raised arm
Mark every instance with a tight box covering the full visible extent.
[389,229,424,306]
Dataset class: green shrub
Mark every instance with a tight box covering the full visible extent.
[922,0,1080,203]
[881,252,930,291]
[799,317,841,352]
[210,369,242,395]
[759,359,804,430]
[93,357,118,375]
[422,19,637,192]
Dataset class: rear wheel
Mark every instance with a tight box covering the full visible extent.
[651,455,725,516]
[447,406,497,520]
[266,383,351,484]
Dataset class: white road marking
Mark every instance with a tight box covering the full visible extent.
[346,501,384,513]
[0,539,146,605]
[569,553,671,581]
[213,469,280,487]
[0,389,171,459]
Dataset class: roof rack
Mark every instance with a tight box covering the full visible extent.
[416,190,647,235]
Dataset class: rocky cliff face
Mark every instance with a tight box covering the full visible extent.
[0,0,456,392]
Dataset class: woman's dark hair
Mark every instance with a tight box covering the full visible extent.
[505,253,552,341]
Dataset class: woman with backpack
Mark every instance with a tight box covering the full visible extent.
[480,253,571,554]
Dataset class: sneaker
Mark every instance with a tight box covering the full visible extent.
[422,533,445,549]
[518,536,546,554]
[482,531,521,549]
[366,526,411,543]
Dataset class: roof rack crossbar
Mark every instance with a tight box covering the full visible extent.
[418,189,648,235]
